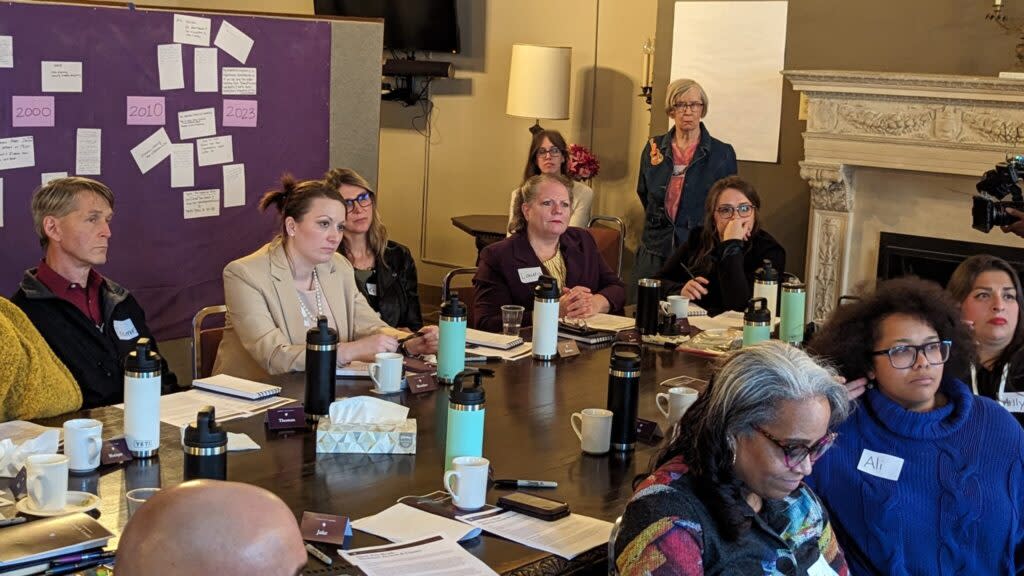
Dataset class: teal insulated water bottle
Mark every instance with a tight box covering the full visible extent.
[742,297,772,347]
[780,274,807,345]
[445,368,493,471]
[437,292,467,384]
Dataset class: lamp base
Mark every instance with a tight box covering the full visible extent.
[529,120,544,135]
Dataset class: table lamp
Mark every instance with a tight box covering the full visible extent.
[506,44,572,134]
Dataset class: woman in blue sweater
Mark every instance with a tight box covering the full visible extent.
[807,277,1024,575]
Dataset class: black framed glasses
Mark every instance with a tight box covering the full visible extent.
[341,191,374,210]
[672,101,704,112]
[871,340,951,369]
[534,147,564,158]
[753,426,837,470]
[715,203,754,219]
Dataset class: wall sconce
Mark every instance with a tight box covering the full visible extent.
[986,0,1024,71]
[639,38,654,106]
[506,44,572,135]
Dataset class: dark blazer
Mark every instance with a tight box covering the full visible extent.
[472,227,626,332]
[354,240,423,331]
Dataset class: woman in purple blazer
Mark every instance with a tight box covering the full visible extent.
[473,173,625,332]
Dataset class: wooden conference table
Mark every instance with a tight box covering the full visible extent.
[16,344,712,575]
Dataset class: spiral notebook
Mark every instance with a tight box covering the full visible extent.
[192,374,282,400]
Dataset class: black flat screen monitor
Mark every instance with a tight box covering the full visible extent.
[314,0,461,54]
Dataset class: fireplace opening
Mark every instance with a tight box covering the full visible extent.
[877,232,1024,287]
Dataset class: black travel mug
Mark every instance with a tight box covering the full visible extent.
[183,406,227,481]
[305,316,339,423]
[606,342,642,451]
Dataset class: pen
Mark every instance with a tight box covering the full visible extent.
[397,330,426,345]
[44,557,112,576]
[51,550,116,565]
[305,543,333,566]
[0,516,27,527]
[493,479,558,489]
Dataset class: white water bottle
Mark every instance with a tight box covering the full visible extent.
[532,275,560,360]
[124,338,162,458]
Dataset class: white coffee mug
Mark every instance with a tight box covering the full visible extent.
[443,456,489,510]
[369,352,404,393]
[570,408,613,455]
[660,295,689,319]
[64,418,103,473]
[656,386,699,424]
[26,454,69,513]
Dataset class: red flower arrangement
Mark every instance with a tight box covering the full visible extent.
[566,144,600,182]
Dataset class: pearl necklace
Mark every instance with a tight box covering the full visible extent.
[297,268,325,327]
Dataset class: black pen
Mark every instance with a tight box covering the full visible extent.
[397,330,426,345]
[51,550,116,565]
[493,479,558,489]
[44,557,113,575]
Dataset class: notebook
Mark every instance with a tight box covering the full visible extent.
[465,328,524,350]
[557,321,616,345]
[687,303,709,317]
[192,374,282,400]
[0,513,113,569]
[579,313,636,333]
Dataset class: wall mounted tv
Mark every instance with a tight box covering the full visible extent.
[314,0,461,54]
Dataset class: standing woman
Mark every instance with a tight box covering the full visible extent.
[325,168,423,330]
[507,130,593,233]
[633,78,737,286]
[948,254,1024,425]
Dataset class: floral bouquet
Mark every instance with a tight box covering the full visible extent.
[566,144,600,182]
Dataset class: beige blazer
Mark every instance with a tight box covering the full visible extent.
[212,238,392,381]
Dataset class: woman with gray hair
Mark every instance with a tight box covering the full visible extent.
[633,78,737,289]
[614,341,850,574]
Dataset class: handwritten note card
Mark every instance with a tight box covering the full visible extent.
[173,14,211,46]
[197,135,233,167]
[184,189,220,219]
[158,44,185,91]
[170,143,194,189]
[214,21,254,64]
[223,99,257,128]
[0,136,35,171]
[194,47,219,93]
[130,128,172,174]
[0,178,4,227]
[178,107,217,140]
[221,68,256,96]
[126,96,166,126]
[41,172,68,185]
[0,36,12,68]
[41,61,82,93]
[222,163,245,207]
[76,128,102,176]
[11,96,55,128]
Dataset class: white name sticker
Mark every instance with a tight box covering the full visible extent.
[806,553,838,576]
[366,283,377,296]
[857,449,904,481]
[1000,392,1024,413]
[113,318,140,341]
[517,267,542,283]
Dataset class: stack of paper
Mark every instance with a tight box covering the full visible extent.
[456,509,614,560]
[114,389,293,428]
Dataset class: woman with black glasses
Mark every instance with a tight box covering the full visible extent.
[506,129,593,233]
[807,277,1024,575]
[655,175,784,316]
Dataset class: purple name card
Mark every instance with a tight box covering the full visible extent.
[12,96,55,127]
[223,99,257,127]
[126,96,166,125]
[300,511,352,545]
[266,406,306,430]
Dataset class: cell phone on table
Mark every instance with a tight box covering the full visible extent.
[496,492,570,521]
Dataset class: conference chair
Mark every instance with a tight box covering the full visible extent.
[588,216,625,278]
[191,304,227,381]
[607,515,623,575]
[442,267,478,328]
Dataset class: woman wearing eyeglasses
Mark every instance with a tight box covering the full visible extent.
[325,168,425,331]
[615,341,850,575]
[506,130,593,233]
[633,78,738,289]
[655,175,784,316]
[807,277,1024,575]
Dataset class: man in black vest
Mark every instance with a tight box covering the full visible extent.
[12,177,176,408]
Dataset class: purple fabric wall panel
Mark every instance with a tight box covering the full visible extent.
[0,2,331,339]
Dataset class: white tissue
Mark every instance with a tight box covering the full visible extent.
[328,396,409,426]
[0,430,60,477]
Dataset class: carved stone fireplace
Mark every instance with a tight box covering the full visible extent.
[782,70,1024,320]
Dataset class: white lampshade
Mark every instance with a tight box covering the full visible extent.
[506,44,572,121]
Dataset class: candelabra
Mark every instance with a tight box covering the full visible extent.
[987,0,1024,70]
[639,38,654,106]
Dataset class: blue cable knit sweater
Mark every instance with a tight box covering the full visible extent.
[806,377,1024,575]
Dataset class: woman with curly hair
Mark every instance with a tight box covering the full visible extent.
[615,341,850,575]
[807,277,1024,575]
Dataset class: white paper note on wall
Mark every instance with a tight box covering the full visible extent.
[171,143,195,188]
[184,189,220,219]
[158,44,185,91]
[194,47,219,93]
[222,163,246,207]
[41,61,83,93]
[131,128,173,174]
[221,68,256,96]
[0,36,12,68]
[41,172,68,185]
[0,136,35,171]
[178,107,216,140]
[197,135,233,167]
[174,14,211,46]
[0,178,4,227]
[75,128,102,175]
[214,21,254,64]
[671,1,788,163]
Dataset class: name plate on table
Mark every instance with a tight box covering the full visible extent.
[101,438,133,465]
[557,340,581,358]
[11,467,27,498]
[301,511,352,545]
[635,418,664,445]
[266,406,307,431]
[616,329,641,344]
[407,373,438,394]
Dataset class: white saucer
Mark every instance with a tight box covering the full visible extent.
[16,491,101,517]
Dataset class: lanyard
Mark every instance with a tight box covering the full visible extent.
[970,362,1010,397]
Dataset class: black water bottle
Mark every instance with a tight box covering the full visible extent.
[606,342,642,452]
[305,316,338,423]
[183,406,227,481]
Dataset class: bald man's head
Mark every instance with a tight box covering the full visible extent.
[116,480,307,576]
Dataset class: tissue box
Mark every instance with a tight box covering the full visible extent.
[315,418,417,454]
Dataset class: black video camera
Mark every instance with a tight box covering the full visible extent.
[974,155,1024,233]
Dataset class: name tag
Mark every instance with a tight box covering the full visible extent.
[999,391,1024,413]
[807,553,839,576]
[857,449,904,481]
[366,283,377,296]
[300,511,352,545]
[518,267,542,283]
[113,318,139,340]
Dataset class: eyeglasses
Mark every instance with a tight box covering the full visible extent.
[341,191,374,210]
[871,340,951,369]
[535,147,564,158]
[715,203,754,219]
[672,101,704,112]
[753,426,837,470]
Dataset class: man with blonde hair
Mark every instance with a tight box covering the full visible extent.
[12,177,176,408]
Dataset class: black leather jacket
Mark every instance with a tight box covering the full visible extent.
[350,241,423,330]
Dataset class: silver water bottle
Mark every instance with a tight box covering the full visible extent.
[532,275,560,360]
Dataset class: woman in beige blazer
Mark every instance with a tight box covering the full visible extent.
[213,177,437,381]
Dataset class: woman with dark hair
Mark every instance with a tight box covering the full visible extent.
[506,129,593,233]
[615,341,850,574]
[948,254,1024,425]
[656,175,784,316]
[213,176,436,381]
[325,168,426,331]
[807,277,1024,575]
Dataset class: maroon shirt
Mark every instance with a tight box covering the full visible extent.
[35,260,104,327]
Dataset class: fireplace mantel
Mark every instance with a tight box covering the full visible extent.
[782,69,1024,319]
